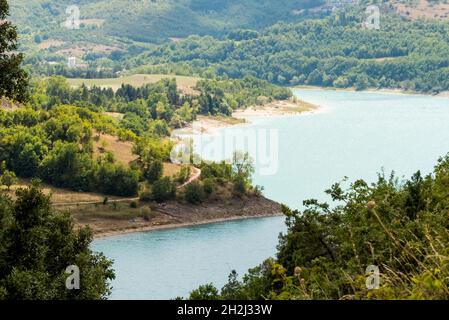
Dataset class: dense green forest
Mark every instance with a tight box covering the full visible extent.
[1,74,286,197]
[11,0,323,43]
[130,9,449,93]
[14,1,449,93]
[0,182,115,299]
[11,0,325,78]
[190,162,449,300]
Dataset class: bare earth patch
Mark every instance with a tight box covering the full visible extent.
[79,19,105,27]
[72,195,282,238]
[38,39,65,50]
[393,0,449,21]
[233,98,317,118]
[1,180,124,204]
[0,97,20,112]
[173,99,318,136]
[93,133,137,166]
[67,74,200,94]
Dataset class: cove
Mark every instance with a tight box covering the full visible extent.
[92,89,449,299]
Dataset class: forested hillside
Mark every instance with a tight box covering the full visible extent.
[11,0,322,42]
[17,1,449,93]
[130,8,449,93]
[11,0,328,78]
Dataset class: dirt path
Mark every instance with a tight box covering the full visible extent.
[52,197,140,206]
[177,167,201,189]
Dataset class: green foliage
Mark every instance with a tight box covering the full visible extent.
[0,182,115,299]
[189,283,220,301]
[202,178,216,196]
[33,76,287,137]
[10,0,323,48]
[134,9,449,93]
[144,159,163,183]
[151,177,176,203]
[175,166,191,185]
[195,77,292,116]
[232,152,255,195]
[0,96,140,197]
[184,181,205,204]
[195,154,449,300]
[0,169,17,190]
[0,0,28,102]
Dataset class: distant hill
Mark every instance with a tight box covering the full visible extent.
[391,0,449,21]
[10,0,328,76]
[127,7,449,93]
[10,0,324,43]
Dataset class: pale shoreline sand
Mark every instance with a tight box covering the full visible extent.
[94,212,283,239]
[292,85,449,98]
[176,98,320,136]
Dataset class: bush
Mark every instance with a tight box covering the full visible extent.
[185,181,205,204]
[1,170,18,190]
[0,183,115,299]
[140,207,153,221]
[144,159,163,183]
[139,189,152,202]
[232,175,247,195]
[151,177,176,203]
[202,178,216,196]
[95,163,140,197]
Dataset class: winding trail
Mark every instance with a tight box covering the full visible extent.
[177,167,202,189]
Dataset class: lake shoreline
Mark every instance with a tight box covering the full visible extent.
[94,211,284,239]
[68,192,284,239]
[292,85,449,98]
[176,98,320,136]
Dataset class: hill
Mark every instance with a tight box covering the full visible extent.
[10,0,324,47]
[128,7,449,93]
[392,0,449,21]
[9,0,329,77]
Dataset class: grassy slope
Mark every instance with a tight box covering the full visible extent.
[67,74,200,91]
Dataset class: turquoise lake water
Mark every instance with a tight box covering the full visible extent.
[92,89,449,300]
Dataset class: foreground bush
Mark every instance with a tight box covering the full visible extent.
[0,182,115,299]
[191,155,449,300]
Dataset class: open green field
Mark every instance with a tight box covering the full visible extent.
[67,74,200,91]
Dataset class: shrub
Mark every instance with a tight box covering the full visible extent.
[202,178,216,196]
[233,175,247,195]
[151,177,176,202]
[185,181,205,204]
[140,207,153,221]
[139,189,152,202]
[144,159,163,183]
[1,170,18,190]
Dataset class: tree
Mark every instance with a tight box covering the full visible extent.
[144,159,163,183]
[189,283,219,300]
[231,152,254,195]
[0,170,17,191]
[232,152,254,179]
[0,0,28,102]
[185,181,205,204]
[151,177,176,203]
[0,182,115,299]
